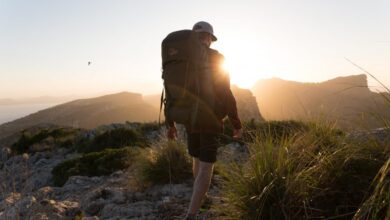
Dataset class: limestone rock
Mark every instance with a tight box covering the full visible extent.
[25,199,80,220]
[0,147,11,162]
[0,149,71,194]
[100,201,155,219]
[231,85,264,122]
[0,194,36,220]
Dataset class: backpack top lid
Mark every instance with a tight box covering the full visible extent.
[161,30,205,67]
[163,29,195,43]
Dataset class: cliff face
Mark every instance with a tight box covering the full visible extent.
[252,74,390,129]
[318,74,371,96]
[231,85,264,122]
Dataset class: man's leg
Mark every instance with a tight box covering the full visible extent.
[187,161,214,215]
[187,132,201,180]
[192,157,200,179]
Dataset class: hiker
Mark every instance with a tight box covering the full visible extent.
[163,21,243,219]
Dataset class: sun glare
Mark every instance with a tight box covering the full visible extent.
[222,55,267,89]
[215,37,277,89]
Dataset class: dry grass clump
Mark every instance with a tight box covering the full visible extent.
[219,121,389,219]
[138,140,192,185]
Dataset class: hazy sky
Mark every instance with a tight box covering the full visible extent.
[1,0,389,99]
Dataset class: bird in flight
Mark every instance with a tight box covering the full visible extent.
[88,61,91,66]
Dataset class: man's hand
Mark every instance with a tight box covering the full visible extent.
[167,126,178,140]
[232,128,243,139]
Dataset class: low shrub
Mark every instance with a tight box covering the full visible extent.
[137,122,160,135]
[52,147,136,186]
[76,128,147,153]
[245,120,310,139]
[220,119,310,145]
[301,143,386,218]
[11,128,79,154]
[139,141,192,185]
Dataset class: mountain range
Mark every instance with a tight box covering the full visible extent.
[0,92,159,140]
[252,74,389,129]
[0,74,389,142]
[0,95,76,105]
[0,88,263,141]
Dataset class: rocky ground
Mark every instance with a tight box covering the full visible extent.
[0,122,388,220]
[0,169,226,219]
[0,123,241,220]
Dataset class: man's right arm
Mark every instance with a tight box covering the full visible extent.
[166,118,177,140]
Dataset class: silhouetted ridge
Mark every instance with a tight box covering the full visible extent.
[252,74,389,129]
[318,74,370,95]
[0,92,158,140]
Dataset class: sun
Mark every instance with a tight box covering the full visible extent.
[221,55,265,89]
[214,36,278,88]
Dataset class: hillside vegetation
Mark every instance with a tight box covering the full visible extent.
[2,73,390,218]
[1,119,389,219]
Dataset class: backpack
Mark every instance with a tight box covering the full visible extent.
[161,30,215,128]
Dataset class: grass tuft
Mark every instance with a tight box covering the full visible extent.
[353,152,390,220]
[138,140,192,185]
[219,121,389,219]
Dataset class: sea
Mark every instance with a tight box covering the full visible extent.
[0,103,59,125]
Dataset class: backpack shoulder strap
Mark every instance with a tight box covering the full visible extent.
[158,88,165,127]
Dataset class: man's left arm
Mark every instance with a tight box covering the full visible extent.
[212,49,243,138]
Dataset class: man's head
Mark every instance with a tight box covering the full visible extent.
[192,21,217,47]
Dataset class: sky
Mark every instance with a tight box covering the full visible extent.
[1,0,390,99]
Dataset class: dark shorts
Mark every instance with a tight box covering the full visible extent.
[187,132,220,163]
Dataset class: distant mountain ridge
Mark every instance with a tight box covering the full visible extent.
[0,96,76,105]
[1,74,388,142]
[252,74,390,129]
[0,92,159,140]
[144,87,264,122]
[0,88,263,142]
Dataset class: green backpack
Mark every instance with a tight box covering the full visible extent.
[161,30,215,127]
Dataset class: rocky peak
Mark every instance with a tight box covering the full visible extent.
[67,92,144,107]
[231,85,264,122]
[321,74,368,87]
[318,74,370,95]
